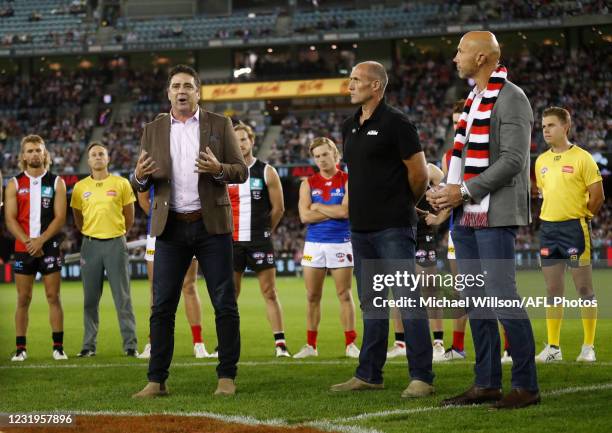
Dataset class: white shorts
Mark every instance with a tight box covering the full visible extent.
[301,241,353,269]
[145,234,156,262]
[145,234,197,263]
[447,232,456,260]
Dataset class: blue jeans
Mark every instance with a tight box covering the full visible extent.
[452,225,538,392]
[352,227,434,385]
[148,216,240,383]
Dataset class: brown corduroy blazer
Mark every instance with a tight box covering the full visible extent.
[130,108,247,236]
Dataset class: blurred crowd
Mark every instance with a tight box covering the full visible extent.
[0,41,609,259]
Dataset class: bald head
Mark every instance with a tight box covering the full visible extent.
[354,61,388,93]
[454,31,501,81]
[462,31,501,65]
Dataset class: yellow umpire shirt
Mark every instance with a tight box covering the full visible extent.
[535,145,602,222]
[70,175,136,239]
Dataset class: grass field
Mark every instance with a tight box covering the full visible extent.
[1,270,611,433]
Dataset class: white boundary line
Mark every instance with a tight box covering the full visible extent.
[4,359,612,370]
[3,383,612,433]
[332,382,612,423]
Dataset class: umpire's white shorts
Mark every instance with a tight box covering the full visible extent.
[301,241,353,269]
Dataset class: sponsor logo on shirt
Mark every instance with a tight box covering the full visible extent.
[106,190,117,197]
[18,188,29,195]
[331,188,344,197]
[367,130,379,136]
[562,165,574,173]
[250,178,263,190]
[41,186,54,198]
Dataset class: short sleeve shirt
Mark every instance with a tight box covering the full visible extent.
[535,145,602,221]
[342,100,422,231]
[71,175,136,238]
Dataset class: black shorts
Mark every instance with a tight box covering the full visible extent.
[540,218,592,267]
[13,241,63,275]
[416,233,437,268]
[233,240,275,273]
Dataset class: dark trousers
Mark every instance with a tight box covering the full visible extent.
[147,216,240,383]
[352,227,434,385]
[452,225,538,392]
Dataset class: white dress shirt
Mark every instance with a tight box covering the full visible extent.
[170,110,201,212]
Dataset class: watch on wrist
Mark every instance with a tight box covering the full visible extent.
[460,184,471,202]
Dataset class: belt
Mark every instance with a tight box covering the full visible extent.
[84,235,121,242]
[169,210,202,223]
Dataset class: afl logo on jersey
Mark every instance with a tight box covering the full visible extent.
[312,189,323,196]
[540,167,548,175]
[18,188,29,195]
[83,191,92,199]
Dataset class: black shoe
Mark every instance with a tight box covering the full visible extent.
[77,349,96,358]
[125,349,139,357]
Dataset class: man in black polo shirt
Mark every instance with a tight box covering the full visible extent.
[330,61,433,397]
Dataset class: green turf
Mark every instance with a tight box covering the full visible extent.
[0,270,611,433]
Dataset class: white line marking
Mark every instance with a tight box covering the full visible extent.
[333,382,612,423]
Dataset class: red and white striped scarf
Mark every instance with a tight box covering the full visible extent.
[447,65,507,228]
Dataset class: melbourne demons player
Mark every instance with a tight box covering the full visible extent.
[295,137,359,359]
[228,123,290,357]
[5,135,68,361]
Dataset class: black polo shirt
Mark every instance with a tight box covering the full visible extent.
[342,100,422,232]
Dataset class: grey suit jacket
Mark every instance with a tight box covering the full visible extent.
[462,81,533,227]
[130,108,247,236]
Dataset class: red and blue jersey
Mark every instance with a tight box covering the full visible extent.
[305,170,350,244]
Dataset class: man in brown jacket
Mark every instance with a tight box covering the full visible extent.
[131,65,247,398]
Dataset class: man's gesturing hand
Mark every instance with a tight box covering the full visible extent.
[195,147,222,175]
[135,150,159,181]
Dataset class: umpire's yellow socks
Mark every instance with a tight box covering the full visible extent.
[581,305,597,346]
[546,305,564,347]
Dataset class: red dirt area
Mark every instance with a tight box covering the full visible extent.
[2,415,334,433]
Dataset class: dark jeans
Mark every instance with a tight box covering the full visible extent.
[352,227,434,385]
[452,225,538,392]
[148,216,240,383]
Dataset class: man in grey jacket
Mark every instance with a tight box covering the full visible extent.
[428,31,539,409]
